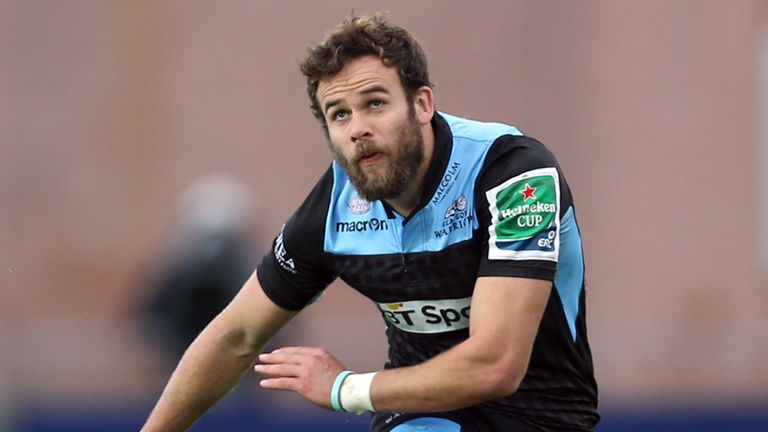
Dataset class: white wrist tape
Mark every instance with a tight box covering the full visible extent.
[339,372,378,414]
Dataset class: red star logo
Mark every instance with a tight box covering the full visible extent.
[520,183,537,201]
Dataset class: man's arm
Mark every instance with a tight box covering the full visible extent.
[142,272,297,431]
[368,276,550,412]
[256,275,550,413]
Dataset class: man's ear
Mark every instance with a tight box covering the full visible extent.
[412,86,435,125]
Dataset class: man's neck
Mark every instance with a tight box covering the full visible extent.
[384,122,435,218]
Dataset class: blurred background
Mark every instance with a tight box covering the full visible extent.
[2,1,767,431]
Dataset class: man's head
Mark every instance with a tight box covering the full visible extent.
[300,12,433,127]
[321,57,426,201]
[300,13,436,203]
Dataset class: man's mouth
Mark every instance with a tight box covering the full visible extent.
[359,151,384,166]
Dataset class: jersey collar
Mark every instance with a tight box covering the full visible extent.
[420,112,453,206]
[391,112,453,224]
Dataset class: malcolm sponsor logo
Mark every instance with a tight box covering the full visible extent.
[336,218,388,233]
[377,297,471,334]
[432,161,462,206]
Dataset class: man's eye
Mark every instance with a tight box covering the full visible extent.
[370,100,383,108]
[333,110,348,120]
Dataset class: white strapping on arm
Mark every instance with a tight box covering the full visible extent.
[339,372,378,414]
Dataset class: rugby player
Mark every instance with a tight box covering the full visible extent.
[142,12,599,432]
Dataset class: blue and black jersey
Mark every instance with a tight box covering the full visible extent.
[257,112,599,431]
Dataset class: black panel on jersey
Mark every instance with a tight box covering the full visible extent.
[257,167,337,310]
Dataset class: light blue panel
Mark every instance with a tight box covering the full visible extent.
[553,207,585,342]
[400,116,496,253]
[324,162,402,255]
[390,417,462,431]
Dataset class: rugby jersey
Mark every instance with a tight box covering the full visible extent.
[257,112,599,431]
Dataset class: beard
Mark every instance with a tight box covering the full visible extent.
[331,112,424,201]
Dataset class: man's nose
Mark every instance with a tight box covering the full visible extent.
[349,112,372,143]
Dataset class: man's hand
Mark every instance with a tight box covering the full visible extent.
[254,346,346,409]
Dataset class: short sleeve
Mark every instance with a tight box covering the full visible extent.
[256,168,337,310]
[475,135,574,281]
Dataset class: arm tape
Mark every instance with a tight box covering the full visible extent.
[339,372,377,414]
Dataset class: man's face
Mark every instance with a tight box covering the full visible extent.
[316,56,424,201]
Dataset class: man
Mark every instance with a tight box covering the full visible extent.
[142,13,599,432]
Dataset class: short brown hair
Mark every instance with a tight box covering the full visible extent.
[300,12,433,125]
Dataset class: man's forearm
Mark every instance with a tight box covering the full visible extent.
[366,336,526,413]
[365,277,549,413]
[142,319,263,431]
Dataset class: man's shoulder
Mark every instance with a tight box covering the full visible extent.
[436,112,560,189]
[438,111,556,158]
[439,112,524,143]
[288,164,336,229]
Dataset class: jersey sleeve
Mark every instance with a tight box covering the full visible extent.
[256,167,337,310]
[476,135,575,281]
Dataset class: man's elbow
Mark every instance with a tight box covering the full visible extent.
[207,316,264,358]
[481,360,527,399]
